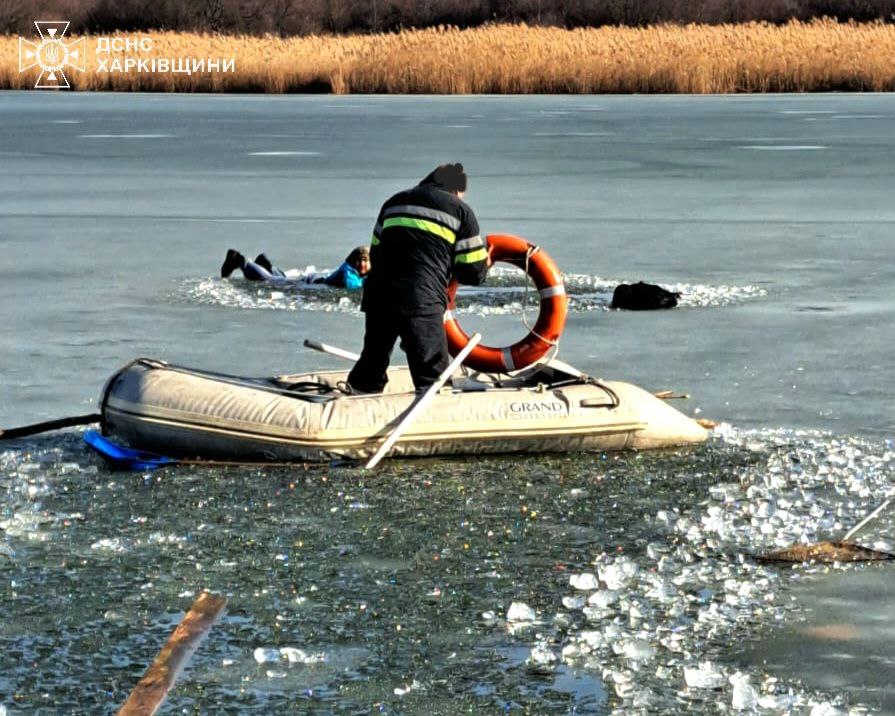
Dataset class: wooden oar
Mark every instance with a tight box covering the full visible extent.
[759,497,895,563]
[303,338,360,362]
[117,591,227,716]
[757,541,895,564]
[0,413,101,440]
[365,333,482,470]
[654,390,690,400]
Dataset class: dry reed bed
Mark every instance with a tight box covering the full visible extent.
[2,20,895,93]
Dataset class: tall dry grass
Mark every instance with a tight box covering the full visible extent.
[2,19,895,93]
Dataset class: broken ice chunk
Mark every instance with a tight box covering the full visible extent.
[684,661,725,689]
[506,602,536,622]
[569,573,599,590]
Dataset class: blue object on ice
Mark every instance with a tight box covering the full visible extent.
[83,429,175,471]
[323,262,365,290]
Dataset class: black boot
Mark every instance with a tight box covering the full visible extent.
[221,249,245,278]
[254,253,274,272]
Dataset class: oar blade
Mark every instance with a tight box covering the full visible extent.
[84,430,174,471]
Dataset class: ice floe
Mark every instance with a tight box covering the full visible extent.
[495,426,892,712]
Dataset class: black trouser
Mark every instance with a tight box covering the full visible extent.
[347,310,449,392]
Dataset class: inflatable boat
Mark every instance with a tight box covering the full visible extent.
[97,234,706,463]
[98,357,707,462]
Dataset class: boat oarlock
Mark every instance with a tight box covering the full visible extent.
[444,233,568,373]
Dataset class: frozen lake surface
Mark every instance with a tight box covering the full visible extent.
[1,92,895,713]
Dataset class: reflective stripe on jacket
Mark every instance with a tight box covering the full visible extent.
[363,181,487,315]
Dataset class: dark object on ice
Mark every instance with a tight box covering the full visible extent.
[1,413,101,439]
[611,282,680,311]
[757,540,895,564]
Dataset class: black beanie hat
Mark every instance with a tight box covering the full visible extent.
[420,163,467,193]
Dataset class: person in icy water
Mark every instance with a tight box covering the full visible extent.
[346,163,489,393]
[220,246,371,289]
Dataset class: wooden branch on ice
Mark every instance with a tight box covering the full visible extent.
[117,591,227,716]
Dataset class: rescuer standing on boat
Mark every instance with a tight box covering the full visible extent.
[347,163,489,393]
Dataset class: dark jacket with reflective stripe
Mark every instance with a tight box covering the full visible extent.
[361,180,488,315]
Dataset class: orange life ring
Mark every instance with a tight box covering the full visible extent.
[445,233,567,372]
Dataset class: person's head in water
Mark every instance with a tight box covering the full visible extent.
[346,246,371,276]
[420,163,467,198]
